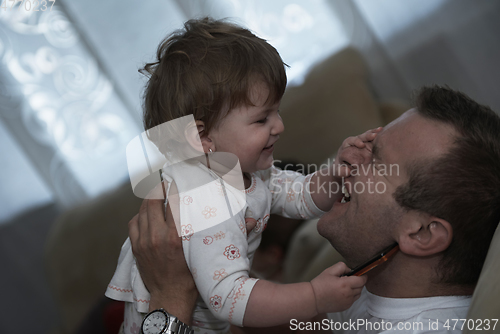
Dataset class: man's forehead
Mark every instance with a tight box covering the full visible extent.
[376,110,457,164]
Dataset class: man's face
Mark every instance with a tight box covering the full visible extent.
[317,109,457,266]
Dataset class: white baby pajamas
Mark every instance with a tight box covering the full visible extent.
[106,160,325,334]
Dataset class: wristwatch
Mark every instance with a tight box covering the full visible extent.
[141,308,194,334]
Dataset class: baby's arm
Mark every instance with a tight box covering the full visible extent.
[308,127,382,211]
[183,200,363,328]
[243,262,367,327]
[268,128,381,216]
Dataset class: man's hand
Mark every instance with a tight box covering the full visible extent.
[334,127,381,178]
[128,186,198,324]
[310,262,367,313]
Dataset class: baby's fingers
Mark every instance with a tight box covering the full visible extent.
[354,275,368,287]
[343,136,366,150]
[336,164,351,179]
[327,262,351,277]
[352,287,364,297]
[344,275,368,289]
[342,127,381,150]
[352,291,362,303]
[357,127,382,143]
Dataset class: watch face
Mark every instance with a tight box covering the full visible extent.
[142,310,168,334]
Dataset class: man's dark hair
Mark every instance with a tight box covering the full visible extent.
[394,85,500,286]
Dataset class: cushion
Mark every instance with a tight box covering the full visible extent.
[464,223,500,330]
[283,219,344,283]
[44,183,142,334]
[275,47,384,166]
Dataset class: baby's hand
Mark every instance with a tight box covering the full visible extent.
[334,127,382,178]
[310,262,367,313]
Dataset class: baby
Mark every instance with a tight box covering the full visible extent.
[106,17,375,334]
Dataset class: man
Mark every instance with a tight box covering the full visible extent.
[129,86,500,333]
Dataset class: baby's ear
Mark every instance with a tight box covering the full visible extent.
[397,212,453,257]
[184,120,212,153]
[184,120,205,153]
[195,120,205,137]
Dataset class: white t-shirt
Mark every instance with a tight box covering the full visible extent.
[328,288,471,333]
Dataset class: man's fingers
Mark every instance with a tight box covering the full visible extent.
[147,198,167,224]
[138,195,149,216]
[165,203,183,243]
[146,178,167,200]
[137,198,150,237]
[128,214,139,245]
[139,181,168,238]
[144,198,171,251]
[164,202,176,228]
[245,218,257,234]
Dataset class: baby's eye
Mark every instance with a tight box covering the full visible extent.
[256,118,267,124]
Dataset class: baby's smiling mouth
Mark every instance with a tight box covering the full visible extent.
[263,140,277,150]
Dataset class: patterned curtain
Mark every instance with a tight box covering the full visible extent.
[0,0,349,222]
[0,2,140,220]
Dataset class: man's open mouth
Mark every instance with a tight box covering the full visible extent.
[341,183,351,203]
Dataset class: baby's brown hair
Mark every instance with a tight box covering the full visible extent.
[140,17,288,135]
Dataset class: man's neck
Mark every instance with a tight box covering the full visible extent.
[365,253,475,298]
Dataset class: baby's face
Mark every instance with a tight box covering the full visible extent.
[208,81,284,173]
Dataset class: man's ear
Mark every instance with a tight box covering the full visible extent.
[398,214,453,257]
[184,120,213,153]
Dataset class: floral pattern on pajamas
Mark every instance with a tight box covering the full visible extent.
[106,161,326,334]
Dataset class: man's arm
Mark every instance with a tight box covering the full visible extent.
[128,196,197,324]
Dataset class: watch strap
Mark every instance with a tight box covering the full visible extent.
[166,315,193,334]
